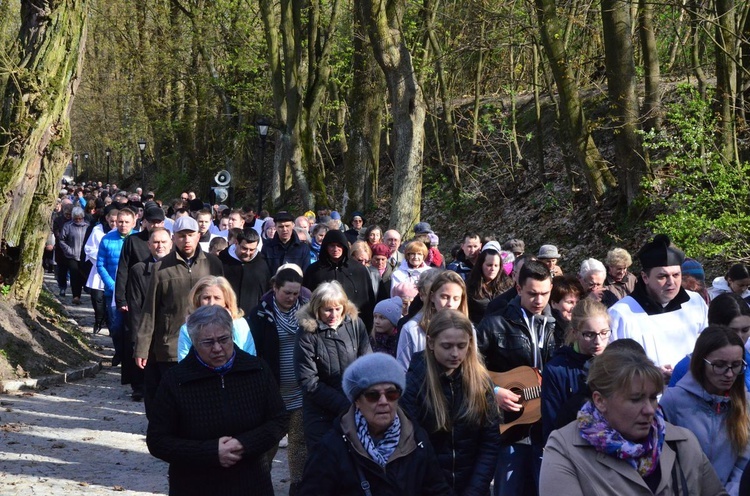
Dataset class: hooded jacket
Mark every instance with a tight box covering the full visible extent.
[294,300,371,446]
[303,229,375,328]
[708,276,750,301]
[660,371,750,494]
[476,295,560,373]
[298,405,454,496]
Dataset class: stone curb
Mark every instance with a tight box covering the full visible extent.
[0,360,103,393]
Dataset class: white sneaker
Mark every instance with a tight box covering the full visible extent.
[278,434,288,448]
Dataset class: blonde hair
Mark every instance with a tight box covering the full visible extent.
[566,299,610,345]
[605,247,632,268]
[419,271,468,331]
[423,309,496,430]
[587,348,663,400]
[350,241,372,260]
[187,276,243,319]
[404,240,428,257]
[307,280,358,320]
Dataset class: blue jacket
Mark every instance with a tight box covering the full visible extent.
[401,351,500,496]
[541,345,591,443]
[97,228,136,294]
[660,371,750,495]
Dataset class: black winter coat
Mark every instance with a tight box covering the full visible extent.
[298,405,455,496]
[146,348,289,496]
[401,352,500,496]
[303,229,375,328]
[115,229,151,308]
[219,249,271,317]
[294,302,371,447]
[540,345,591,444]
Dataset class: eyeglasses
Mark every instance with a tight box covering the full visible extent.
[406,253,423,258]
[580,330,611,341]
[361,388,402,403]
[704,358,747,375]
[198,335,232,349]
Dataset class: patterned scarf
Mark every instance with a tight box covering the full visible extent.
[354,408,401,467]
[273,297,302,336]
[578,400,665,476]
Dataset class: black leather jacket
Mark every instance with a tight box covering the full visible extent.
[476,296,560,373]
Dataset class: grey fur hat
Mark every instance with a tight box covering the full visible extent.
[342,353,406,402]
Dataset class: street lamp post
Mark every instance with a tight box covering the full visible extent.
[83,152,89,181]
[105,148,112,184]
[256,118,270,213]
[74,153,79,179]
[137,138,146,191]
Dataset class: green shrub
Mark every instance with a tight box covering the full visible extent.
[640,84,750,260]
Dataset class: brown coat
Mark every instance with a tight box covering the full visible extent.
[541,421,728,496]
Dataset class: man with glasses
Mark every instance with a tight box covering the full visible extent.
[609,234,708,382]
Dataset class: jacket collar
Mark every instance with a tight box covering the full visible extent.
[177,347,260,383]
[340,405,417,463]
[572,423,686,492]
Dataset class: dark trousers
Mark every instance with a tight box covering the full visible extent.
[89,288,107,330]
[120,319,144,391]
[55,256,69,291]
[143,360,177,420]
[66,259,84,298]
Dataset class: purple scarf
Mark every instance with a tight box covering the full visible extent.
[577,400,665,476]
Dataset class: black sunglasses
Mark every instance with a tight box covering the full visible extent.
[361,388,402,403]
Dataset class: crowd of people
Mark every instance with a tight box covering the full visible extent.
[48,179,750,496]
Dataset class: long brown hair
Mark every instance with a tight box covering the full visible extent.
[423,309,496,430]
[419,271,469,331]
[689,326,749,454]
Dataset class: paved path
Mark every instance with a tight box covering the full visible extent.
[0,273,291,495]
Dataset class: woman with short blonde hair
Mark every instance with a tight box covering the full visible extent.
[176,276,254,361]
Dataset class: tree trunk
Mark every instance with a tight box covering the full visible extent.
[0,0,89,309]
[688,0,709,97]
[601,0,647,204]
[715,0,738,163]
[345,0,385,216]
[364,0,426,235]
[535,0,616,202]
[639,0,662,132]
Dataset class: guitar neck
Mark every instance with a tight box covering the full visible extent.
[520,385,541,401]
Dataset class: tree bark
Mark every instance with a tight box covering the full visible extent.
[601,0,647,204]
[363,0,426,235]
[0,0,89,309]
[345,0,385,216]
[535,0,616,202]
[639,0,662,132]
[715,0,738,163]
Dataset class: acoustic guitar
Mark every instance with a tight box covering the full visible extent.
[488,366,542,442]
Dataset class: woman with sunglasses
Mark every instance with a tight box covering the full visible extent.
[299,353,453,495]
[541,299,611,443]
[401,310,501,496]
[660,326,750,495]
